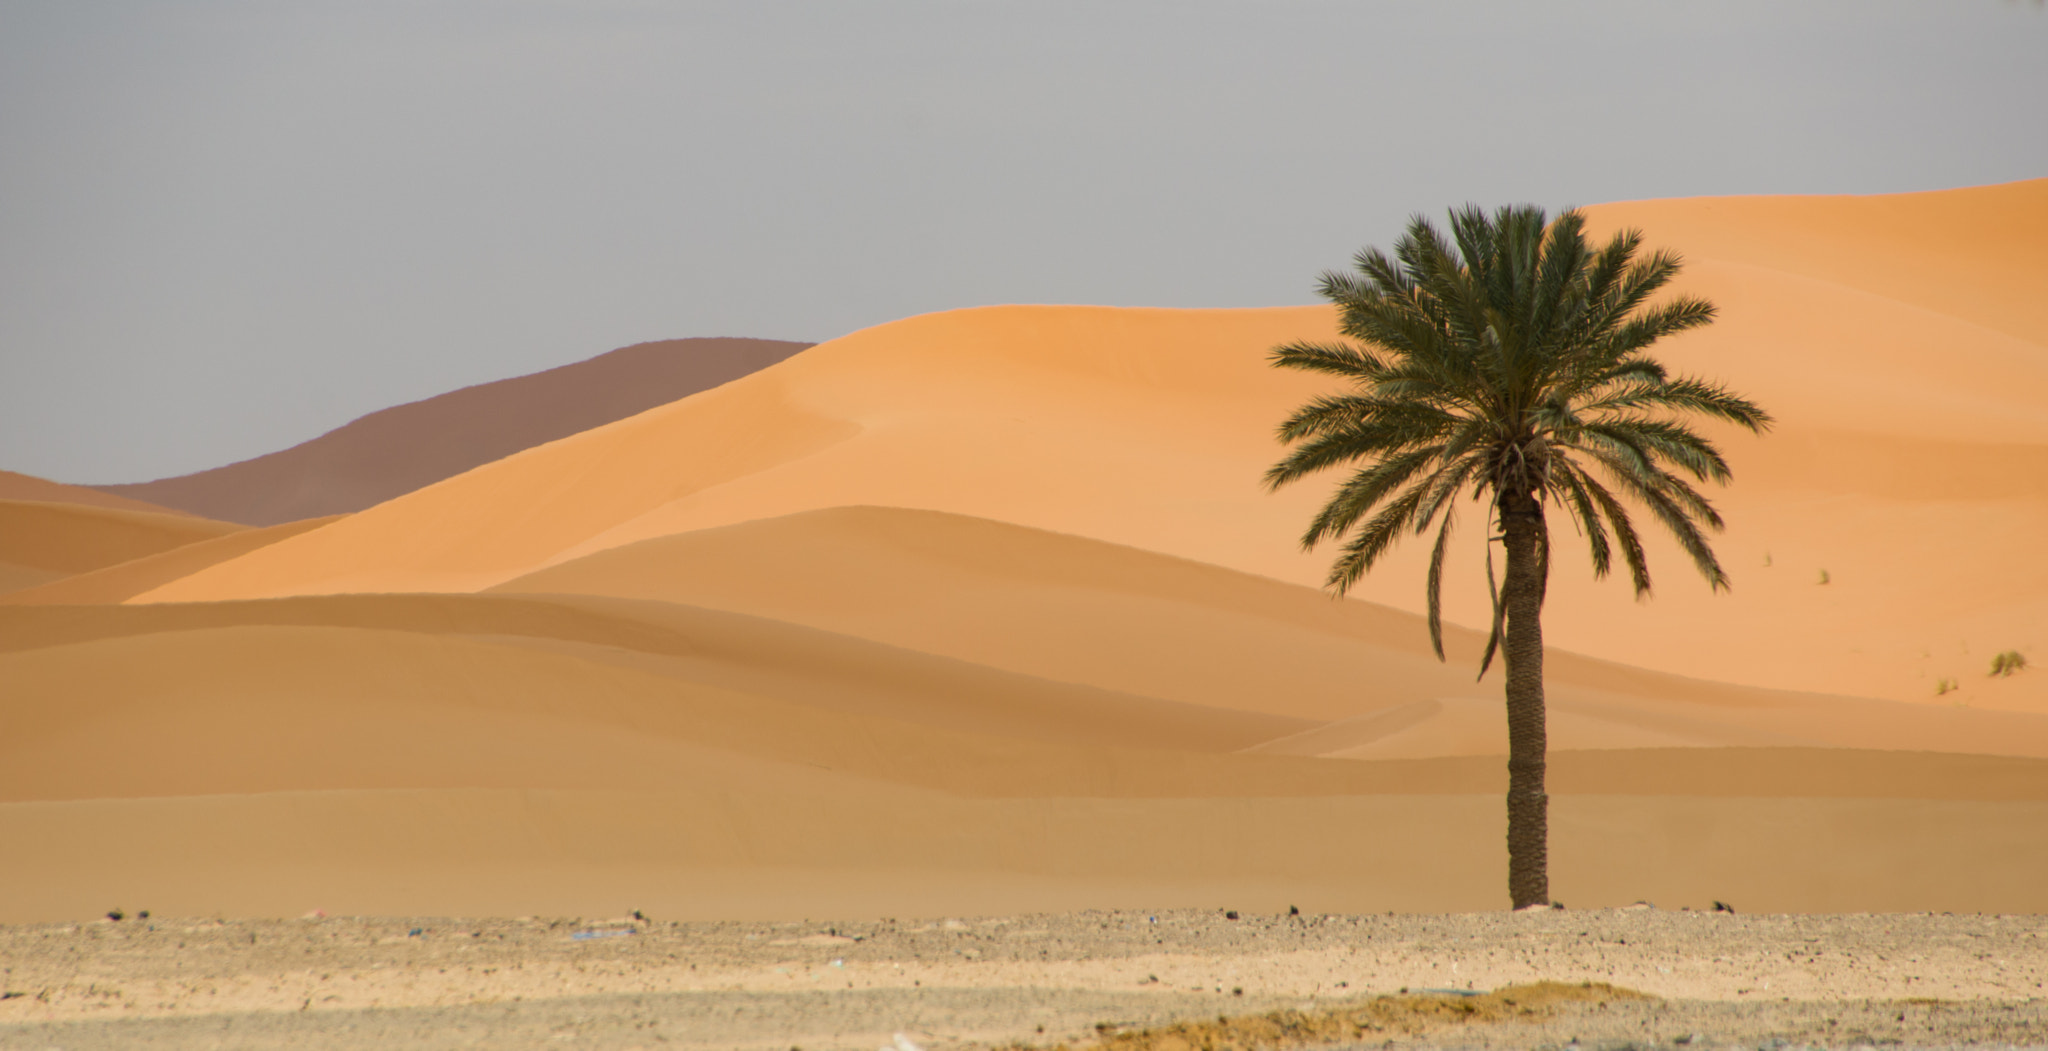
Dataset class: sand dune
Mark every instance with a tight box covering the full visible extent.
[6,180,2045,924]
[0,469,194,517]
[0,499,244,597]
[129,306,1338,601]
[94,337,813,525]
[0,514,342,606]
[129,182,2047,714]
[492,505,2048,759]
[4,592,2046,919]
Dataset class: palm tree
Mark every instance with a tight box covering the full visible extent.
[1265,204,1770,909]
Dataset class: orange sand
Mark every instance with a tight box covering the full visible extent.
[0,514,341,606]
[3,180,2045,922]
[0,469,193,517]
[0,499,244,596]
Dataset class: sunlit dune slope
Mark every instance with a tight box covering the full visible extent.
[131,306,1343,600]
[135,181,2046,711]
[3,594,2045,919]
[1544,177,2048,709]
[0,469,193,518]
[95,337,813,525]
[0,500,243,595]
[491,506,2048,759]
[0,515,342,606]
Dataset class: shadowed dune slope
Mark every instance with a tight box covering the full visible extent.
[0,501,244,597]
[490,506,2048,759]
[4,592,2046,920]
[0,470,193,517]
[0,515,343,606]
[0,594,1315,763]
[95,337,812,525]
[134,182,2048,712]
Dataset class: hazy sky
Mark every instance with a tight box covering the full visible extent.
[4,1,2044,484]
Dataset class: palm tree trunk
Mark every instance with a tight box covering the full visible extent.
[1498,487,1549,909]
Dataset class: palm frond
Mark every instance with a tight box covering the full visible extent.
[1548,458,1613,578]
[1425,503,1459,660]
[1269,340,1386,380]
[1322,476,1438,592]
[1294,445,1447,549]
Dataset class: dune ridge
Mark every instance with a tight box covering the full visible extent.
[0,469,194,517]
[0,515,343,606]
[0,499,245,597]
[94,337,813,525]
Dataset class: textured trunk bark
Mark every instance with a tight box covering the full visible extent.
[1499,486,1550,909]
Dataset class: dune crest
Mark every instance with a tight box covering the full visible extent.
[0,515,343,606]
[0,469,192,517]
[95,337,813,525]
[0,499,244,596]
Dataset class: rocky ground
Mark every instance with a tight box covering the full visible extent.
[1,908,2044,1049]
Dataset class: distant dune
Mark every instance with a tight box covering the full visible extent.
[0,515,341,606]
[93,337,813,525]
[4,181,2045,923]
[0,499,243,595]
[0,469,191,517]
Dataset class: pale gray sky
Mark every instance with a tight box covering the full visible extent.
[3,0,2044,484]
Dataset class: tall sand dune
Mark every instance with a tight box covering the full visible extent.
[0,499,244,595]
[94,337,812,525]
[130,182,2047,711]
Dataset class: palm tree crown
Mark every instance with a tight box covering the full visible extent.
[1267,204,1771,670]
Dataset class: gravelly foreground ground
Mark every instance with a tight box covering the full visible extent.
[2,908,2043,1049]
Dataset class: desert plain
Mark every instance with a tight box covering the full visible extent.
[2,179,2046,1048]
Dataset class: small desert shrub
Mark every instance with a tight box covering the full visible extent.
[1991,651,2028,678]
[1817,569,1830,585]
[1935,677,1959,696]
